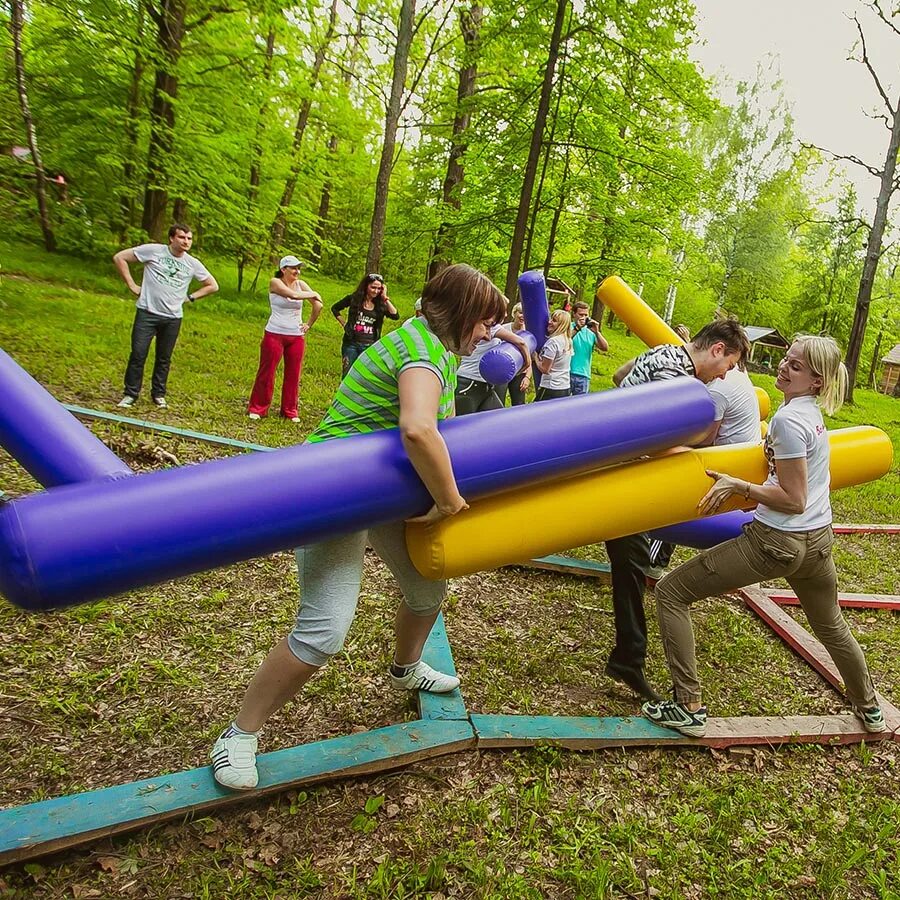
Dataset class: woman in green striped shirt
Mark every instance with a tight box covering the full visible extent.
[212,264,508,790]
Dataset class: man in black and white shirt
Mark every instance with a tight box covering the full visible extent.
[604,320,751,701]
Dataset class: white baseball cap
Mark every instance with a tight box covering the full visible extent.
[279,255,303,268]
[414,297,422,311]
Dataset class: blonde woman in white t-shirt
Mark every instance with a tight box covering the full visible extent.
[248,255,323,422]
[534,309,573,401]
[643,335,886,737]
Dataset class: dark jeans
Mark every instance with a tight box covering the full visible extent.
[499,371,528,406]
[605,532,652,672]
[124,308,182,400]
[341,340,371,377]
[455,376,503,416]
[535,386,570,402]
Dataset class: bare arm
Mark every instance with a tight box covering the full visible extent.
[590,324,609,353]
[534,351,554,375]
[112,248,141,296]
[695,419,723,447]
[297,280,323,331]
[612,358,635,386]
[399,368,468,524]
[270,277,319,302]
[699,456,809,516]
[189,275,218,301]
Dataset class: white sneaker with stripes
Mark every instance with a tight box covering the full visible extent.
[210,728,259,790]
[389,660,459,693]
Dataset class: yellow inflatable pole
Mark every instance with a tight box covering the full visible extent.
[596,276,682,348]
[596,274,771,422]
[407,426,892,580]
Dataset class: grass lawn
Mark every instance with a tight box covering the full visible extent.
[1,239,899,899]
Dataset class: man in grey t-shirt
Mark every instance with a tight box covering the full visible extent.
[113,223,218,408]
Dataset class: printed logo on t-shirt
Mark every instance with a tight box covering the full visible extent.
[353,310,378,340]
[148,252,192,289]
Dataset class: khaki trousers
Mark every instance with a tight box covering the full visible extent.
[655,520,877,708]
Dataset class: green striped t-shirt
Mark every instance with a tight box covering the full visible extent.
[307,317,457,443]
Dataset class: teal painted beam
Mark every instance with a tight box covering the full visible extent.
[417,613,468,721]
[0,719,474,866]
[63,405,275,453]
[528,555,611,578]
[471,713,888,750]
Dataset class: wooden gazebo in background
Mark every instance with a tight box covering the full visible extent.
[879,343,900,395]
[743,326,790,369]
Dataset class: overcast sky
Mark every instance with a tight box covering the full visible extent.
[689,0,898,215]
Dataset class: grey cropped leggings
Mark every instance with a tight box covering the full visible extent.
[655,519,878,708]
[287,522,447,667]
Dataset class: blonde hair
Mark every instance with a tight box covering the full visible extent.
[792,334,847,415]
[547,309,573,352]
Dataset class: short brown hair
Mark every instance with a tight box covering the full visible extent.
[421,264,507,351]
[692,319,750,364]
[572,301,590,313]
[168,223,191,238]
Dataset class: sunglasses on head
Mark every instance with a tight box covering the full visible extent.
[367,273,383,282]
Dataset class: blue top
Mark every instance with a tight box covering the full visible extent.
[571,326,598,377]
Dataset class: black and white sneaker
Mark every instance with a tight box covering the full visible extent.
[642,698,708,737]
[210,727,259,790]
[389,660,459,693]
[853,705,888,733]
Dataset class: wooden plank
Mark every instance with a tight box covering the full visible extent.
[832,523,899,535]
[762,589,900,611]
[738,587,900,734]
[417,613,468,721]
[0,719,474,866]
[471,713,892,750]
[525,554,611,581]
[64,405,274,454]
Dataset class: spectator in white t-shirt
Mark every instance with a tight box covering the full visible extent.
[113,223,218,409]
[455,321,531,415]
[534,309,573,401]
[702,365,761,446]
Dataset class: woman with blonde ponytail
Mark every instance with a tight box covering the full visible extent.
[533,309,574,401]
[643,335,886,738]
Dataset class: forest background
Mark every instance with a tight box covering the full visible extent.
[2,0,899,397]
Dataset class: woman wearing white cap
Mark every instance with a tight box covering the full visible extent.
[248,255,323,422]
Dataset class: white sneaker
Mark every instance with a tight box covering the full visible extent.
[210,729,259,790]
[117,396,135,408]
[389,660,460,693]
[152,396,167,408]
[248,413,261,420]
[290,417,301,423]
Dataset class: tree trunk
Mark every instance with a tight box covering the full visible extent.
[270,0,338,253]
[313,14,362,265]
[119,0,146,240]
[428,4,481,280]
[141,0,187,240]
[237,23,276,292]
[845,94,900,401]
[9,0,56,251]
[366,0,416,275]
[504,0,567,300]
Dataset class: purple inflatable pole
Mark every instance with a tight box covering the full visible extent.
[649,510,753,550]
[518,271,550,351]
[478,330,537,385]
[0,349,132,487]
[0,379,714,611]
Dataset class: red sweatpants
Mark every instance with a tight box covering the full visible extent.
[248,330,306,418]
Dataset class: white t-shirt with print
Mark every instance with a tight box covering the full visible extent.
[457,324,504,382]
[708,367,760,445]
[133,244,212,318]
[754,395,832,531]
[539,334,572,390]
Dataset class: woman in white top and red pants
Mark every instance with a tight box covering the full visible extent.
[248,255,323,421]
[643,335,886,737]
